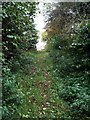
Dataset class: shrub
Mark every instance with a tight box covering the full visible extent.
[2,64,23,120]
[49,20,90,119]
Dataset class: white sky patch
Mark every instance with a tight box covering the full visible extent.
[34,2,46,51]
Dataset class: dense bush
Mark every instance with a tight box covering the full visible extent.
[2,2,38,119]
[49,20,90,120]
[2,63,23,120]
[2,2,38,60]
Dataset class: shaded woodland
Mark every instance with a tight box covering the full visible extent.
[2,2,90,120]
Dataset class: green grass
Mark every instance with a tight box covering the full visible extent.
[16,51,67,118]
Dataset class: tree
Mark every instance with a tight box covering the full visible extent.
[2,2,38,60]
[45,2,90,37]
[45,2,90,119]
[2,2,38,119]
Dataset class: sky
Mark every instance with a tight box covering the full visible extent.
[34,2,47,51]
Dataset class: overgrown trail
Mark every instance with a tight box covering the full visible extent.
[16,51,66,118]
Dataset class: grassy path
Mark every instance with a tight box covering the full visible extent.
[16,51,66,118]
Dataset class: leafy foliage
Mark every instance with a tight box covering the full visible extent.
[2,63,23,120]
[2,2,38,119]
[45,2,90,37]
[48,20,90,119]
[2,2,90,119]
[2,2,38,60]
[45,3,90,118]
